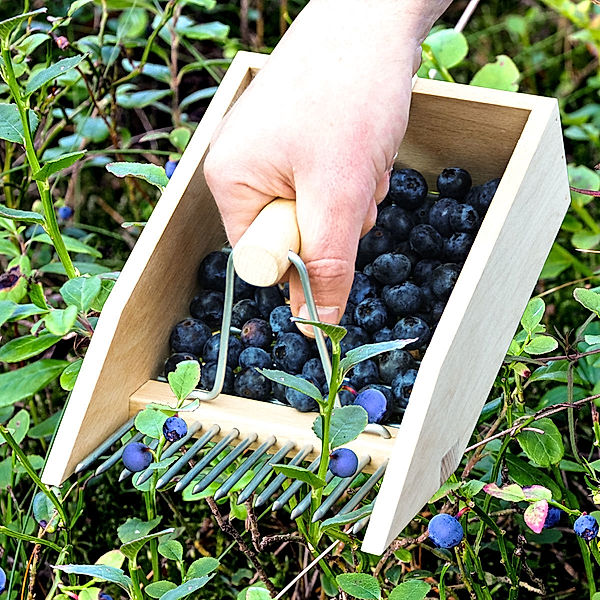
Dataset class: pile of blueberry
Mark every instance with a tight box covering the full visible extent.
[163,167,500,425]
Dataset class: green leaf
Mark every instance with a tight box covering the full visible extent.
[33,151,86,181]
[482,483,526,502]
[336,573,381,600]
[28,282,49,310]
[424,28,468,68]
[571,230,600,250]
[26,55,85,96]
[158,539,183,562]
[135,408,167,438]
[90,278,116,312]
[0,9,47,43]
[117,7,149,38]
[523,485,553,501]
[517,418,564,467]
[117,516,161,544]
[32,233,102,258]
[389,580,432,600]
[340,340,411,376]
[569,164,600,206]
[0,203,44,225]
[68,0,93,16]
[52,564,132,591]
[291,318,347,344]
[321,503,373,530]
[33,490,59,531]
[505,454,561,499]
[106,161,169,188]
[0,332,61,362]
[521,298,545,333]
[271,464,326,489]
[523,335,558,355]
[0,300,17,327]
[168,360,201,402]
[246,589,271,600]
[44,305,78,336]
[187,557,220,579]
[5,408,29,445]
[59,359,82,391]
[146,581,177,598]
[471,55,520,91]
[28,410,61,439]
[116,88,172,109]
[0,360,68,407]
[260,369,322,402]
[6,303,47,322]
[313,405,368,448]
[170,127,191,152]
[59,276,102,312]
[0,104,39,145]
[177,21,229,41]
[574,288,600,317]
[161,577,212,600]
[121,528,174,562]
[527,360,572,384]
[75,115,110,143]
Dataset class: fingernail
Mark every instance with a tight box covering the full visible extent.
[296,304,340,337]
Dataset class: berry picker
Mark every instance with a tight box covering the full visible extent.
[42,51,570,555]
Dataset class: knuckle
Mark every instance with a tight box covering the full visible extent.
[303,257,353,285]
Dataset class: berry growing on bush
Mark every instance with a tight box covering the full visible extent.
[122,442,152,472]
[543,507,562,529]
[57,205,74,220]
[355,388,387,423]
[165,160,178,179]
[328,447,359,478]
[163,416,188,442]
[428,513,464,548]
[0,566,5,593]
[574,514,599,541]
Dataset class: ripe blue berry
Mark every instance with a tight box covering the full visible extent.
[383,282,423,316]
[391,369,418,409]
[429,198,459,236]
[354,297,388,333]
[431,264,461,301]
[302,358,327,391]
[169,318,211,356]
[437,167,472,200]
[372,253,412,285]
[270,305,296,335]
[428,513,464,548]
[198,251,228,292]
[376,205,414,241]
[348,359,379,390]
[329,448,359,478]
[444,232,474,262]
[543,507,562,529]
[199,362,235,394]
[355,388,387,423]
[234,367,272,401]
[254,286,285,318]
[388,168,428,209]
[163,416,188,442]
[57,205,74,220]
[99,594,113,600]
[574,514,599,541]
[377,349,416,385]
[241,318,273,349]
[0,566,6,593]
[358,226,394,267]
[285,376,320,412]
[393,316,431,350]
[231,299,261,329]
[202,333,242,367]
[409,224,443,258]
[466,177,500,217]
[239,347,272,369]
[122,442,152,472]
[348,272,377,305]
[449,203,480,233]
[190,290,224,328]
[165,160,178,179]
[272,332,311,373]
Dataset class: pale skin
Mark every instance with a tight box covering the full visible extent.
[204,0,452,335]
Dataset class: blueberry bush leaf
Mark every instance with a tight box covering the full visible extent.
[33,151,86,181]
[0,332,62,362]
[117,517,162,544]
[0,202,45,225]
[52,565,132,592]
[271,464,326,489]
[59,359,82,391]
[336,573,381,600]
[517,418,565,467]
[524,499,549,534]
[106,161,169,189]
[320,503,373,530]
[483,483,526,502]
[145,581,177,598]
[0,8,47,42]
[59,276,102,312]
[388,580,432,600]
[422,28,468,69]
[471,54,520,91]
[0,360,69,407]
[120,528,174,562]
[168,360,201,403]
[260,369,322,402]
[291,318,347,345]
[521,298,545,333]
[574,287,600,317]
[313,405,368,448]
[187,557,220,579]
[160,576,213,600]
[134,408,167,438]
[25,55,85,96]
[158,539,183,562]
[44,305,78,336]
[340,340,412,376]
[523,335,558,355]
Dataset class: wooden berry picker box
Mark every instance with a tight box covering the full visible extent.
[42,51,570,554]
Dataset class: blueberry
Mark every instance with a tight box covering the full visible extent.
[428,513,464,548]
[449,203,480,233]
[409,224,443,258]
[122,442,152,472]
[199,361,234,394]
[234,367,272,401]
[165,160,178,179]
[444,232,474,262]
[190,290,224,328]
[388,168,428,209]
[348,272,377,305]
[339,325,369,356]
[355,388,387,423]
[431,299,447,322]
[198,251,228,292]
[347,359,379,390]
[285,376,320,412]
[376,205,414,241]
[391,369,418,408]
[393,316,431,350]
[340,302,356,326]
[543,507,562,529]
[428,198,459,237]
[431,264,461,300]
[419,283,435,311]
[163,416,188,442]
[357,226,394,267]
[164,353,198,378]
[354,297,388,333]
[281,282,290,299]
[382,282,423,316]
[272,332,311,373]
[203,333,242,367]
[271,380,289,403]
[466,177,500,217]
[411,197,435,225]
[254,286,285,319]
[358,383,393,406]
[270,305,296,335]
[57,205,73,220]
[412,259,442,286]
[99,594,113,600]
[437,167,472,200]
[372,253,412,285]
[302,357,327,391]
[170,318,211,356]
[377,349,416,384]
[338,386,357,406]
[393,241,419,267]
[239,347,272,369]
[372,327,394,343]
[231,299,261,329]
[329,447,359,478]
[234,275,256,300]
[241,318,273,349]
[0,566,5,594]
[574,514,599,541]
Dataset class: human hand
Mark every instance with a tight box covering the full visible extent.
[204,0,451,334]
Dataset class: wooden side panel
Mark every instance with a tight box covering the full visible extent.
[42,53,261,485]
[362,100,569,554]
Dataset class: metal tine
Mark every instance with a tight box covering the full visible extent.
[156,424,220,489]
[94,431,144,476]
[174,428,240,493]
[133,422,203,486]
[237,440,297,505]
[253,445,313,508]
[75,416,137,474]
[289,469,338,520]
[310,455,372,522]
[192,432,258,494]
[118,438,160,482]
[270,455,322,511]
[215,435,277,501]
[336,460,388,517]
[351,515,371,535]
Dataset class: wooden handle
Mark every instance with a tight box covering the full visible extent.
[232,199,300,287]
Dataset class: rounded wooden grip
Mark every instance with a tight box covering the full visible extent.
[232,199,300,287]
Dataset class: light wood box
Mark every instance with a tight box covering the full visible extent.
[42,51,570,555]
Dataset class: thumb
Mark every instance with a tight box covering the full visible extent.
[289,181,376,336]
